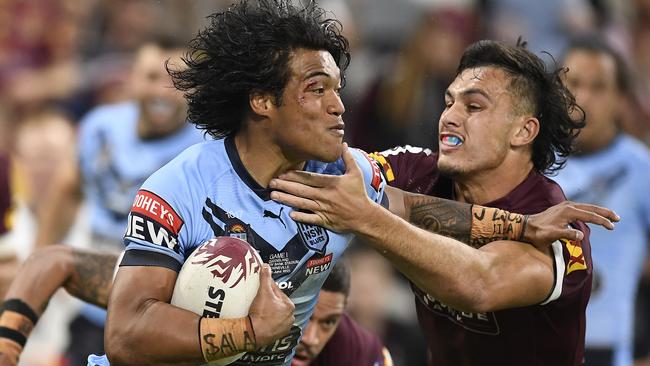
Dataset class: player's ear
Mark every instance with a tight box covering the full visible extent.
[249,92,275,118]
[511,116,539,147]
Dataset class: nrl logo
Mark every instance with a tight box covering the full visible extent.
[297,222,329,255]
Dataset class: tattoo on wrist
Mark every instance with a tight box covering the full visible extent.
[470,206,527,247]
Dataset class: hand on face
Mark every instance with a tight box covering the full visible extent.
[269,143,374,232]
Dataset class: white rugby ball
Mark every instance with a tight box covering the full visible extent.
[171,236,263,365]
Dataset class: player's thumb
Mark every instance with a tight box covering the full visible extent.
[258,264,277,295]
[341,143,360,175]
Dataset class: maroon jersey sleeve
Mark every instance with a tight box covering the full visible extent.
[311,313,390,366]
[369,145,442,196]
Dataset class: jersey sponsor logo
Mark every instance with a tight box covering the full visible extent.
[380,145,433,157]
[415,288,500,335]
[355,149,383,193]
[297,222,329,255]
[191,238,263,288]
[305,253,333,276]
[234,325,301,365]
[131,190,184,235]
[125,212,180,253]
[562,238,587,274]
[369,152,395,182]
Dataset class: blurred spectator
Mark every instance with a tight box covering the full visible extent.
[33,39,205,365]
[2,108,85,366]
[553,36,650,366]
[349,7,477,152]
[482,0,596,57]
[346,245,428,366]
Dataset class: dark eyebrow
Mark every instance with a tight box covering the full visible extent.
[445,88,492,103]
[304,71,332,80]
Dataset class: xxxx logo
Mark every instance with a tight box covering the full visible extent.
[562,238,588,274]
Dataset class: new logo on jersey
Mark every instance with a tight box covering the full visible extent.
[227,223,248,242]
[297,222,329,255]
[305,253,333,276]
[125,190,184,253]
[562,238,587,274]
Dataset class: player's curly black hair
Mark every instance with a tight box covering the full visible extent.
[456,39,585,174]
[168,0,350,139]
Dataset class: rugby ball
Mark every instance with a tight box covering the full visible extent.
[171,236,263,365]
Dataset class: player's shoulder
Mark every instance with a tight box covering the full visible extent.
[616,134,650,168]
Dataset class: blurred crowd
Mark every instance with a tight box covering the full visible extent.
[0,0,649,365]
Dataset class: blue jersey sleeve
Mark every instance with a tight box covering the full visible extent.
[121,155,201,272]
[349,148,386,205]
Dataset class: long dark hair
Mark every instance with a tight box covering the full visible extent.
[169,0,350,139]
[457,39,585,174]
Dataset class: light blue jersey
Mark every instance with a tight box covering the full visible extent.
[88,137,386,366]
[553,135,650,366]
[78,101,204,246]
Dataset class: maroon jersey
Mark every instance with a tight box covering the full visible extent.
[372,146,592,366]
[0,153,10,235]
[311,313,390,366]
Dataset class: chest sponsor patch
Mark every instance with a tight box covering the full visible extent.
[562,238,587,274]
[305,253,333,276]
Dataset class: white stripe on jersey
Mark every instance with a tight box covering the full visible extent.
[541,240,565,305]
[380,145,433,156]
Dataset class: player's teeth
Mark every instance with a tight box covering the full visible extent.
[442,135,463,146]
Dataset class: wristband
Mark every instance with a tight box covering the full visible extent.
[199,316,257,362]
[470,205,528,246]
[0,299,38,363]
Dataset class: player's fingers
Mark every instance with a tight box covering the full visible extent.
[565,207,615,230]
[288,211,325,227]
[557,227,585,241]
[276,170,335,188]
[270,178,322,201]
[341,143,362,176]
[570,203,620,222]
[269,191,320,212]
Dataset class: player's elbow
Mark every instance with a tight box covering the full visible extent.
[105,327,148,365]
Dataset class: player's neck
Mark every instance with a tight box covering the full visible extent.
[234,132,303,188]
[453,156,533,205]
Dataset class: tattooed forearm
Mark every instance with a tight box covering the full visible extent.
[406,193,473,245]
[66,251,119,309]
[405,193,528,248]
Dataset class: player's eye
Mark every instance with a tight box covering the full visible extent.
[312,87,325,95]
[468,104,482,112]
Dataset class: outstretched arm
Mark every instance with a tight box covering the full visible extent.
[269,145,617,312]
[0,247,118,365]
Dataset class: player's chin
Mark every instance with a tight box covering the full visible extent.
[313,141,344,162]
[291,353,312,366]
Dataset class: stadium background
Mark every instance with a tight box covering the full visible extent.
[0,0,649,365]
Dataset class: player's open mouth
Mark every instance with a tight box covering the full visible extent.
[329,122,345,137]
[291,351,311,365]
[440,133,464,147]
[146,98,175,116]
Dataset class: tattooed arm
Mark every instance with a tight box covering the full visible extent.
[0,247,118,365]
[3,246,118,313]
[386,186,617,248]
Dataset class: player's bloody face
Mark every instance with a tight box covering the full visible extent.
[292,290,346,366]
[437,67,526,179]
[267,49,345,163]
[131,44,187,138]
